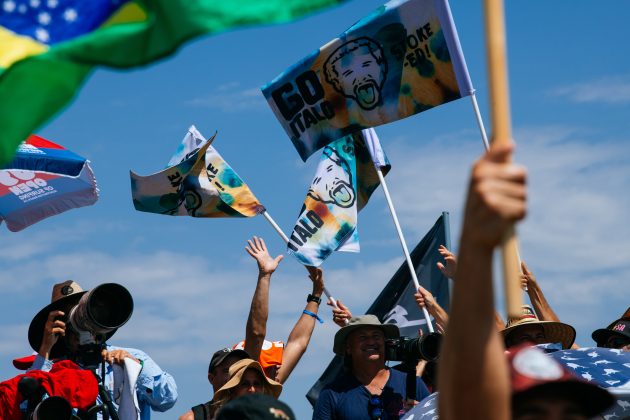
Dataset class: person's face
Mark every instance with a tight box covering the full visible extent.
[513,397,588,420]
[234,368,265,397]
[345,326,385,362]
[334,50,384,109]
[307,147,355,208]
[507,325,546,348]
[601,334,630,351]
[208,355,242,392]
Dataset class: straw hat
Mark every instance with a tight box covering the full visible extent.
[501,305,575,350]
[213,359,283,402]
[333,314,399,356]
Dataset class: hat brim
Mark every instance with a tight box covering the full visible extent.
[502,320,576,350]
[213,360,283,402]
[592,327,629,346]
[333,323,400,356]
[513,380,615,417]
[28,291,117,358]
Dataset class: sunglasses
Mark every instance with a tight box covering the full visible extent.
[369,395,383,420]
[603,335,630,349]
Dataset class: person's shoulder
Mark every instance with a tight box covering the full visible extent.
[107,344,151,359]
[322,370,358,393]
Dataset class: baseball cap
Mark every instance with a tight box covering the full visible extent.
[216,393,294,420]
[509,345,614,417]
[209,348,250,373]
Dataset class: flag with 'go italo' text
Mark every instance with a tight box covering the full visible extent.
[287,129,389,266]
[262,0,473,161]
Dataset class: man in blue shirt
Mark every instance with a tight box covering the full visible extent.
[313,315,430,419]
[27,280,177,419]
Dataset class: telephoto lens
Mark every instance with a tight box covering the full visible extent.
[69,283,134,337]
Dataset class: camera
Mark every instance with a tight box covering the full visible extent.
[18,377,73,420]
[66,283,134,367]
[385,333,442,363]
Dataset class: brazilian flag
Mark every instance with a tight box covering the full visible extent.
[0,0,346,164]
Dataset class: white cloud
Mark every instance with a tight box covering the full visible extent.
[186,83,266,112]
[551,75,630,104]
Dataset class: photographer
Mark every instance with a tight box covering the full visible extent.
[313,315,430,419]
[28,280,177,419]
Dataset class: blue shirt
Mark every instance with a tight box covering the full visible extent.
[30,344,177,420]
[313,367,430,419]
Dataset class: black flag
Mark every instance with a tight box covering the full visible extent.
[306,212,451,406]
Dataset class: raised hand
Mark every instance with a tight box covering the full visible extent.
[245,236,284,275]
[436,245,457,279]
[329,299,352,328]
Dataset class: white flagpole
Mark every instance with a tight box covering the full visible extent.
[470,92,491,151]
[375,168,435,333]
[261,210,343,311]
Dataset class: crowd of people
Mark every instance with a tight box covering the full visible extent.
[1,145,628,420]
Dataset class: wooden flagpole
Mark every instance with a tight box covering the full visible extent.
[484,0,523,317]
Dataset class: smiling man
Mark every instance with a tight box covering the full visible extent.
[313,315,430,419]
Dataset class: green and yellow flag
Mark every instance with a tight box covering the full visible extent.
[0,0,346,164]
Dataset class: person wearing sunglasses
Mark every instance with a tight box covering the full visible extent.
[592,310,630,351]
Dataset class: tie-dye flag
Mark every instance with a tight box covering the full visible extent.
[262,0,473,161]
[0,0,348,165]
[130,126,264,218]
[288,129,389,266]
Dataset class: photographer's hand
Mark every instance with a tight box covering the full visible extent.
[38,310,66,360]
[102,349,140,365]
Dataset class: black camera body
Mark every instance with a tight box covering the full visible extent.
[385,332,442,363]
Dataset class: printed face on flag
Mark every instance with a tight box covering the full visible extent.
[262,0,473,161]
[288,135,359,266]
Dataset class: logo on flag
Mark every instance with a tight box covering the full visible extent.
[287,129,390,267]
[262,0,473,161]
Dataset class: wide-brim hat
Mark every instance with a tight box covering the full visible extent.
[213,359,283,402]
[333,314,399,356]
[28,281,117,358]
[592,317,630,346]
[501,305,576,350]
[509,345,615,417]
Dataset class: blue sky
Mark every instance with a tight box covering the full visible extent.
[1,1,629,418]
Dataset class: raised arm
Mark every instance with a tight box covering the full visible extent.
[520,261,559,322]
[438,145,526,420]
[244,236,284,361]
[435,245,506,330]
[275,267,324,384]
[414,285,449,330]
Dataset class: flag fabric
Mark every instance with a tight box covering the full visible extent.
[0,135,98,232]
[262,0,473,161]
[287,129,390,267]
[0,0,348,166]
[550,347,630,418]
[131,126,264,218]
[401,347,630,419]
[306,213,451,405]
